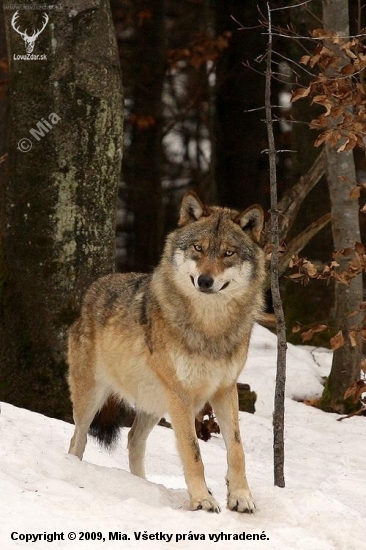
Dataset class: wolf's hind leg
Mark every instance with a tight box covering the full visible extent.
[68,319,109,459]
[211,385,255,513]
[128,411,159,478]
[68,385,110,459]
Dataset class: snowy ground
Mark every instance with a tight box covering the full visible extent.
[1,324,365,550]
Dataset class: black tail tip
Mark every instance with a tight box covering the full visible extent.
[89,418,121,449]
[88,397,135,450]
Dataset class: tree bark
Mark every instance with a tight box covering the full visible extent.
[1,0,123,420]
[320,0,363,413]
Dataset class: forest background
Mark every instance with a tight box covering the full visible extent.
[0,0,365,422]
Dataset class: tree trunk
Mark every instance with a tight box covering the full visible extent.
[321,148,363,412]
[284,3,334,347]
[0,0,123,420]
[124,0,165,272]
[319,0,363,413]
[215,0,269,210]
[0,5,8,158]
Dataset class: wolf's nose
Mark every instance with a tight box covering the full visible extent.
[197,275,214,290]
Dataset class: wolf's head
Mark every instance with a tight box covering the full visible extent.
[164,192,265,298]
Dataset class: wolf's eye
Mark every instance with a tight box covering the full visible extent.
[224,250,235,257]
[193,244,203,252]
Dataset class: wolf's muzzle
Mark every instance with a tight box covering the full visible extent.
[197,274,214,291]
[191,275,230,293]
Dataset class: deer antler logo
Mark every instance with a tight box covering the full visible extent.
[11,11,49,54]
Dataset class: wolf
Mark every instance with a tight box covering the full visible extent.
[67,191,265,513]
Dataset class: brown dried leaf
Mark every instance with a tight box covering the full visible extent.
[301,329,315,342]
[346,138,358,151]
[348,257,362,272]
[304,397,320,407]
[303,261,318,277]
[314,133,329,147]
[328,130,342,147]
[311,28,328,39]
[300,55,311,65]
[312,324,328,333]
[319,45,336,57]
[341,63,355,75]
[333,247,353,259]
[312,95,333,114]
[349,330,358,347]
[332,107,345,119]
[344,380,366,402]
[349,186,361,199]
[337,139,350,153]
[309,54,321,68]
[291,86,311,102]
[344,49,357,60]
[330,330,345,350]
[310,116,328,130]
[361,359,366,374]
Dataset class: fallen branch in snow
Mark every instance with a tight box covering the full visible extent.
[337,405,366,421]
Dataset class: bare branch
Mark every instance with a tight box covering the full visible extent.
[262,30,366,41]
[230,15,261,31]
[263,213,332,291]
[277,149,326,241]
[270,0,313,12]
[265,2,286,490]
[272,50,317,78]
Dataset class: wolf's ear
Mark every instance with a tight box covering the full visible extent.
[178,191,209,226]
[236,205,264,243]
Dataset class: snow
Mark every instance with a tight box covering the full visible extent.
[1,324,365,549]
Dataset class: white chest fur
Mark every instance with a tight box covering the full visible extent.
[170,350,243,408]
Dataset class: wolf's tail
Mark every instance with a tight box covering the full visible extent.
[89,397,135,449]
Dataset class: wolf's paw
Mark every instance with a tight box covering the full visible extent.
[191,495,221,513]
[227,490,256,513]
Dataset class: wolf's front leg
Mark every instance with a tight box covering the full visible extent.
[168,392,220,513]
[211,384,255,513]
